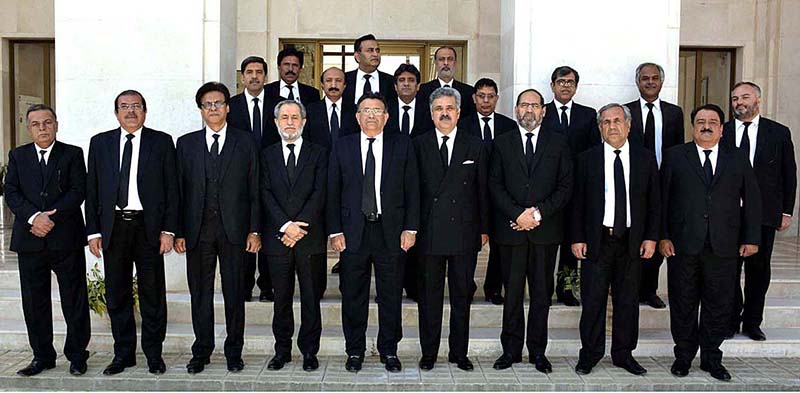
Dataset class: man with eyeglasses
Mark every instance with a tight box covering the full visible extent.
[84,90,179,375]
[489,89,573,373]
[327,92,419,373]
[419,46,476,118]
[543,65,601,308]
[342,34,397,105]
[175,82,262,374]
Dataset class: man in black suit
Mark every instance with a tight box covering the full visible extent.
[419,46,476,118]
[175,82,262,374]
[625,62,685,309]
[85,90,178,375]
[571,104,660,376]
[305,67,359,152]
[227,56,274,302]
[5,104,90,377]
[722,81,797,341]
[343,34,397,105]
[413,87,488,372]
[327,92,420,373]
[457,77,517,305]
[660,104,761,381]
[489,89,573,373]
[543,66,600,307]
[387,63,432,138]
[265,47,321,105]
[261,100,328,372]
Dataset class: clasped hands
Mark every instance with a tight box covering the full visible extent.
[510,207,539,231]
[280,221,309,248]
[30,209,57,238]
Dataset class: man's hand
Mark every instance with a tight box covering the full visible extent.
[285,221,309,241]
[659,239,675,258]
[779,215,793,232]
[510,219,539,231]
[739,244,759,258]
[516,207,536,229]
[481,234,489,247]
[30,209,57,237]
[246,233,261,253]
[88,237,102,258]
[330,234,346,252]
[400,231,416,252]
[281,233,297,248]
[175,238,186,254]
[640,240,656,259]
[159,233,174,254]
[572,243,587,259]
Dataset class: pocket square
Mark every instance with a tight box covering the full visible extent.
[462,160,475,164]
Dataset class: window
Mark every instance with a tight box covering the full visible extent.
[678,48,736,138]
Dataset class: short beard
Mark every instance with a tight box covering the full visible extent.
[279,127,303,141]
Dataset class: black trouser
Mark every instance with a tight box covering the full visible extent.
[18,248,90,364]
[638,254,663,300]
[732,225,776,331]
[104,214,167,362]
[499,242,557,357]
[403,246,420,299]
[668,244,737,365]
[482,239,503,297]
[186,210,246,361]
[244,249,272,297]
[269,251,326,356]
[578,230,640,365]
[340,221,404,357]
[417,253,476,359]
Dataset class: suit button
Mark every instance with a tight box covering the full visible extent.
[703,214,709,219]
[433,198,438,203]
[451,199,456,204]
[525,184,529,188]
[463,181,467,185]
[450,217,455,222]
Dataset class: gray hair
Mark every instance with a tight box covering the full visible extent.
[428,86,461,112]
[273,99,307,119]
[597,103,632,124]
[635,62,665,83]
[26,103,57,122]
[732,81,762,98]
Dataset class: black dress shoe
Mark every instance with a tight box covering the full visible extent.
[448,356,473,371]
[345,355,363,372]
[331,261,341,274]
[492,353,521,370]
[148,358,166,375]
[486,292,504,305]
[227,358,244,372]
[70,360,88,376]
[613,357,647,375]
[302,354,319,371]
[267,353,292,370]
[559,291,580,307]
[186,357,210,374]
[530,354,552,374]
[575,360,593,375]
[383,355,402,372]
[700,362,731,381]
[103,358,136,375]
[418,355,436,371]
[742,326,767,341]
[259,291,274,302]
[642,294,667,309]
[670,360,690,377]
[16,360,55,376]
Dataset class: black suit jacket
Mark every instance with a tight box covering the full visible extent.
[418,79,476,119]
[489,126,573,246]
[660,143,761,258]
[625,99,685,156]
[227,92,281,150]
[326,131,420,253]
[6,141,87,252]
[413,130,489,255]
[304,99,359,151]
[721,117,797,228]
[542,101,601,156]
[176,127,261,250]
[386,97,432,138]
[264,81,321,105]
[571,143,661,259]
[85,128,179,249]
[260,140,327,256]
[343,70,397,105]
[457,112,516,152]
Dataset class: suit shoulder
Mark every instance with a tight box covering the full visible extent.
[630,143,657,162]
[9,143,33,157]
[90,128,120,141]
[624,100,638,109]
[573,102,597,114]
[762,117,792,136]
[176,130,203,145]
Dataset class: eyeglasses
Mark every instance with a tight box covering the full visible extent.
[517,102,542,110]
[475,93,497,101]
[555,79,577,87]
[118,103,144,112]
[358,108,385,115]
[201,101,227,110]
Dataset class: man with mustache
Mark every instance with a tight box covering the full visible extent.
[419,46,476,118]
[84,90,179,375]
[265,47,321,105]
[660,104,760,381]
[343,34,397,105]
[489,89,573,373]
[721,81,797,341]
[625,62,685,310]
[387,63,432,138]
[227,56,275,303]
[260,100,328,372]
[542,65,601,307]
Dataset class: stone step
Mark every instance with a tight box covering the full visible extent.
[0,319,798,358]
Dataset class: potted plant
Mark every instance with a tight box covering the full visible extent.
[86,262,139,323]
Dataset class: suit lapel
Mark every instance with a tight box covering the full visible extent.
[529,129,549,175]
[111,130,122,192]
[42,141,63,188]
[239,96,252,132]
[137,128,154,184]
[380,132,394,191]
[753,122,769,165]
[429,133,447,195]
[292,142,311,188]
[684,143,707,185]
[219,130,238,178]
[28,144,44,190]
[512,130,528,175]
[194,131,207,184]
[711,145,728,190]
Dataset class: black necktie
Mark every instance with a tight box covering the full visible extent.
[330,103,340,141]
[117,134,134,209]
[211,134,220,160]
[440,135,450,169]
[740,121,752,158]
[39,150,46,185]
[362,137,378,216]
[560,105,569,129]
[613,149,627,235]
[286,85,295,101]
[644,102,655,151]
[703,149,714,187]
[363,74,373,96]
[252,97,262,143]
[286,143,296,185]
[401,105,411,135]
[482,117,492,142]
[525,132,535,171]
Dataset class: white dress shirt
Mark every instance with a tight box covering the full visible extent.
[361,131,384,214]
[280,80,302,103]
[734,114,760,164]
[325,96,343,127]
[478,112,495,139]
[438,78,454,88]
[696,143,719,173]
[27,141,55,225]
[278,137,304,233]
[602,141,632,228]
[205,124,227,152]
[554,99,573,124]
[245,89,265,126]
[117,128,144,211]
[354,69,380,104]
[518,124,540,155]
[398,98,416,131]
[435,127,457,165]
[640,97,664,166]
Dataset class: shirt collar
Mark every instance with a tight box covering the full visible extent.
[357,68,378,81]
[640,97,661,111]
[282,136,303,151]
[435,127,457,140]
[518,124,541,137]
[325,96,342,108]
[361,130,383,143]
[554,99,573,110]
[400,98,416,109]
[695,142,719,156]
[280,79,296,91]
[34,140,56,153]
[245,88,265,103]
[206,124,228,139]
[735,114,760,128]
[479,112,495,121]
[603,140,630,155]
[438,78,454,87]
[120,127,142,141]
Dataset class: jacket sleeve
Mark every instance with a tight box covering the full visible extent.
[403,140,420,231]
[296,148,329,228]
[644,153,661,242]
[162,136,180,234]
[260,150,290,234]
[779,126,797,215]
[477,142,490,235]
[659,152,674,240]
[49,147,86,223]
[569,153,587,244]
[84,138,101,237]
[4,150,39,225]
[537,140,574,219]
[488,141,526,223]
[326,142,343,235]
[174,138,185,239]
